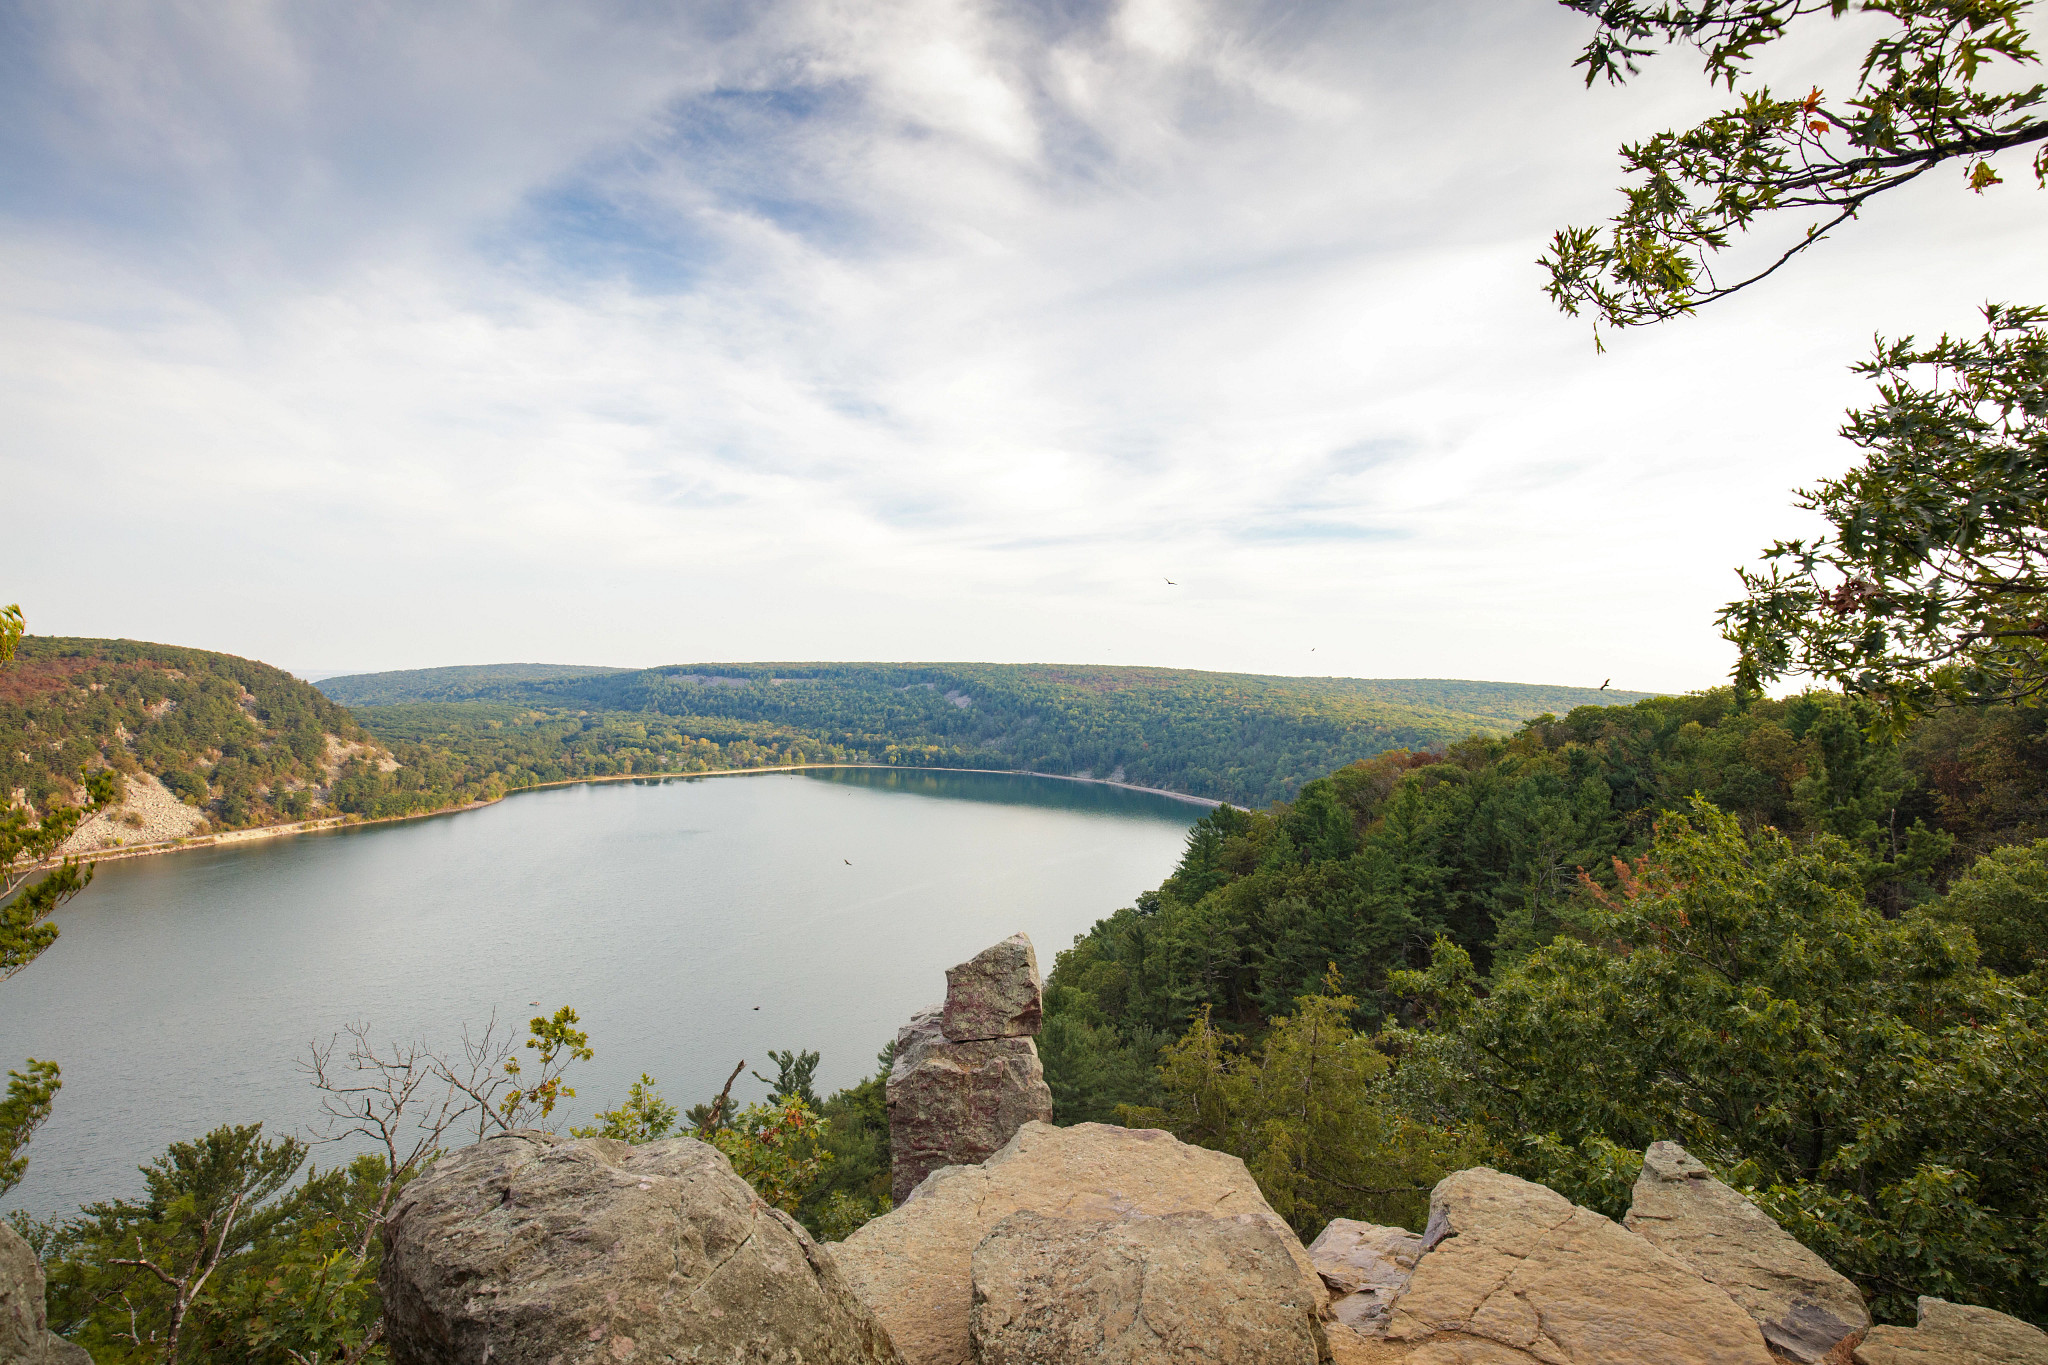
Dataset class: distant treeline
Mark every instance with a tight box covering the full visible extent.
[320,662,1656,808]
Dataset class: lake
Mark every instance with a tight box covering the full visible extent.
[0,768,1203,1222]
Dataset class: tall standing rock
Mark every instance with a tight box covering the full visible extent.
[887,934,1053,1203]
[942,933,1043,1041]
[1624,1141,1869,1364]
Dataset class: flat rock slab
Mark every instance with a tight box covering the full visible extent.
[380,1131,900,1365]
[971,1209,1325,1365]
[942,932,1043,1042]
[1386,1167,1776,1365]
[1854,1295,2048,1365]
[1310,1220,1424,1333]
[836,1120,1325,1365]
[1625,1142,1868,1364]
[887,1005,1052,1203]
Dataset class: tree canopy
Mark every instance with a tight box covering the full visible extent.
[1544,0,2048,334]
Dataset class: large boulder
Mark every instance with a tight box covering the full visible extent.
[380,1130,901,1365]
[836,1120,1325,1365]
[889,937,1056,1205]
[971,1208,1325,1364]
[1308,1220,1422,1335]
[1624,1141,1868,1363]
[1381,1167,1776,1365]
[1853,1296,2048,1365]
[0,1223,89,1365]
[942,933,1043,1041]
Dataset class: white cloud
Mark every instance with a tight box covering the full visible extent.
[3,0,2043,690]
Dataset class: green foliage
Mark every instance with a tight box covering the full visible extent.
[702,1101,833,1215]
[324,664,1654,809]
[500,1007,592,1130]
[1125,983,1491,1237]
[1933,836,2048,974]
[1400,800,2047,1324]
[571,1074,679,1143]
[41,1124,367,1363]
[0,1060,60,1200]
[2,636,369,832]
[1723,305,2048,728]
[758,1049,821,1108]
[0,604,21,664]
[794,1046,895,1242]
[1545,0,2048,332]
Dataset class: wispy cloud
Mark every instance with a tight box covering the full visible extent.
[4,0,2043,687]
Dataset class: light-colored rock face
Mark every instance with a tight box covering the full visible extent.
[1853,1295,2048,1365]
[379,1131,901,1365]
[1384,1167,1776,1365]
[942,932,1043,1042]
[836,1120,1326,1365]
[971,1208,1325,1365]
[1623,1141,1869,1364]
[886,1026,1053,1204]
[1310,1220,1423,1333]
[0,1223,87,1365]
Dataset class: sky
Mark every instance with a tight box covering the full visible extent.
[3,0,2043,690]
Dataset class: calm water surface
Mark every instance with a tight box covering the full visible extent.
[0,769,1201,1221]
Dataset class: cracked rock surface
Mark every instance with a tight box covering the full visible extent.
[1623,1141,1868,1364]
[887,1005,1052,1204]
[1310,1220,1423,1334]
[836,1120,1325,1365]
[971,1209,1324,1365]
[941,933,1043,1042]
[379,1131,900,1365]
[1853,1295,2048,1365]
[1382,1168,1775,1365]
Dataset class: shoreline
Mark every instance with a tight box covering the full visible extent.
[19,763,1222,872]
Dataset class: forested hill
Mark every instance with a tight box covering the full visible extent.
[318,662,1657,807]
[2,637,390,830]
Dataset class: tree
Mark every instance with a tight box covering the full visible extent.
[1400,799,2048,1323]
[46,1125,309,1362]
[1720,304,2048,727]
[572,1075,679,1143]
[1124,972,1490,1238]
[1932,835,2048,973]
[1543,0,2047,334]
[1,603,118,1201]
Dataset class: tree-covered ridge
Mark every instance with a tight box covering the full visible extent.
[322,662,1657,807]
[1045,688,2047,1048]
[312,662,631,704]
[1041,689,2048,1322]
[1,637,377,831]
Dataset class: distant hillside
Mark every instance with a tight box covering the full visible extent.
[321,662,1659,808]
[317,662,632,705]
[2,637,400,833]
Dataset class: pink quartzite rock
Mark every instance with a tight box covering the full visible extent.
[1624,1141,1868,1364]
[942,932,1043,1042]
[887,1004,1052,1204]
[379,1131,900,1365]
[1854,1296,2048,1365]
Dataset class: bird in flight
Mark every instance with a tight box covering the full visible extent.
[844,858,852,865]
[1164,578,1178,585]
[1599,679,1611,690]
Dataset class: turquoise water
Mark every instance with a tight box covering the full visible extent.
[0,769,1201,1221]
